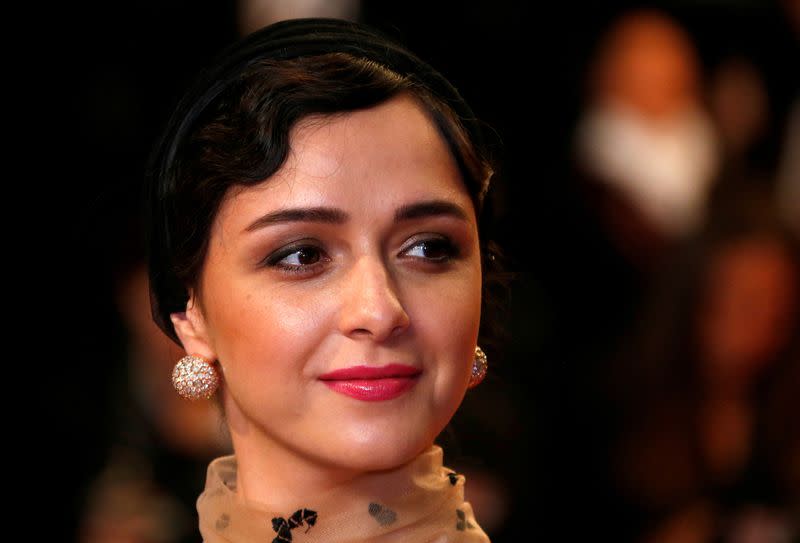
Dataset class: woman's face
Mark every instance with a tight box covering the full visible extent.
[174,94,482,473]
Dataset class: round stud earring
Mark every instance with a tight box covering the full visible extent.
[172,354,220,400]
[469,346,488,388]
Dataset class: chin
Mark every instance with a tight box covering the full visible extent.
[325,423,438,472]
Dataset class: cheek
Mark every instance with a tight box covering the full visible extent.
[405,264,482,375]
[203,275,329,382]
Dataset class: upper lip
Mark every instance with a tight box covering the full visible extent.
[318,364,422,380]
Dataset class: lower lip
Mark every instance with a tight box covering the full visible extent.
[322,377,419,401]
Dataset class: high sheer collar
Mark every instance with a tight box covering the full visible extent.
[197,445,490,542]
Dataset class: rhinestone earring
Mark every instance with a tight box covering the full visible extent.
[172,354,220,400]
[469,346,488,388]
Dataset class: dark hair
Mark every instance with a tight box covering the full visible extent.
[146,18,504,349]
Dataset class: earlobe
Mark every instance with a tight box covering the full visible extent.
[170,300,217,361]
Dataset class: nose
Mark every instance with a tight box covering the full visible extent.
[338,256,410,341]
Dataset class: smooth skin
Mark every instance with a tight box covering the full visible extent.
[171,93,483,509]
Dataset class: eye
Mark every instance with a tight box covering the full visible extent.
[263,243,329,275]
[401,237,459,263]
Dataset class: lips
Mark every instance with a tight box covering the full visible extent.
[319,364,421,401]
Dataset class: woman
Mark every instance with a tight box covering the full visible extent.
[146,17,500,542]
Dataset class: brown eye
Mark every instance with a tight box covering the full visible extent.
[265,244,329,274]
[288,247,322,266]
[402,238,459,262]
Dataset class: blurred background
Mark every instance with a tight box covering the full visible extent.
[24,0,798,541]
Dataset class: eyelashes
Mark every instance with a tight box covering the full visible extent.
[401,237,460,263]
[262,236,461,276]
[263,243,330,275]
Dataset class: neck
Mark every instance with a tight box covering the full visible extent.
[222,392,419,512]
[231,429,369,511]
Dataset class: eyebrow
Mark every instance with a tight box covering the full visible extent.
[243,199,469,233]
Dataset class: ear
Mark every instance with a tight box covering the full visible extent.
[170,294,217,361]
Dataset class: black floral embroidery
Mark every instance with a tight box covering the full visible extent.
[368,502,397,526]
[271,508,317,542]
[455,509,474,531]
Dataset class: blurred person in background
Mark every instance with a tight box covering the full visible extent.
[707,58,770,185]
[575,9,719,272]
[563,9,721,401]
[556,15,722,486]
[608,196,799,542]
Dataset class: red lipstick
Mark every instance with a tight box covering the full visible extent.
[319,364,421,401]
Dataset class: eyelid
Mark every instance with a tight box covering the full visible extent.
[260,232,461,276]
[399,233,447,251]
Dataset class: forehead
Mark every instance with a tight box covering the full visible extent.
[214,94,473,231]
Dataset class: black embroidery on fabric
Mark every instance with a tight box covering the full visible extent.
[455,509,474,531]
[271,519,293,543]
[447,471,459,486]
[215,513,230,530]
[368,502,397,526]
[271,508,317,542]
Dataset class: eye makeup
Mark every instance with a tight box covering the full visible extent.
[259,233,462,278]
